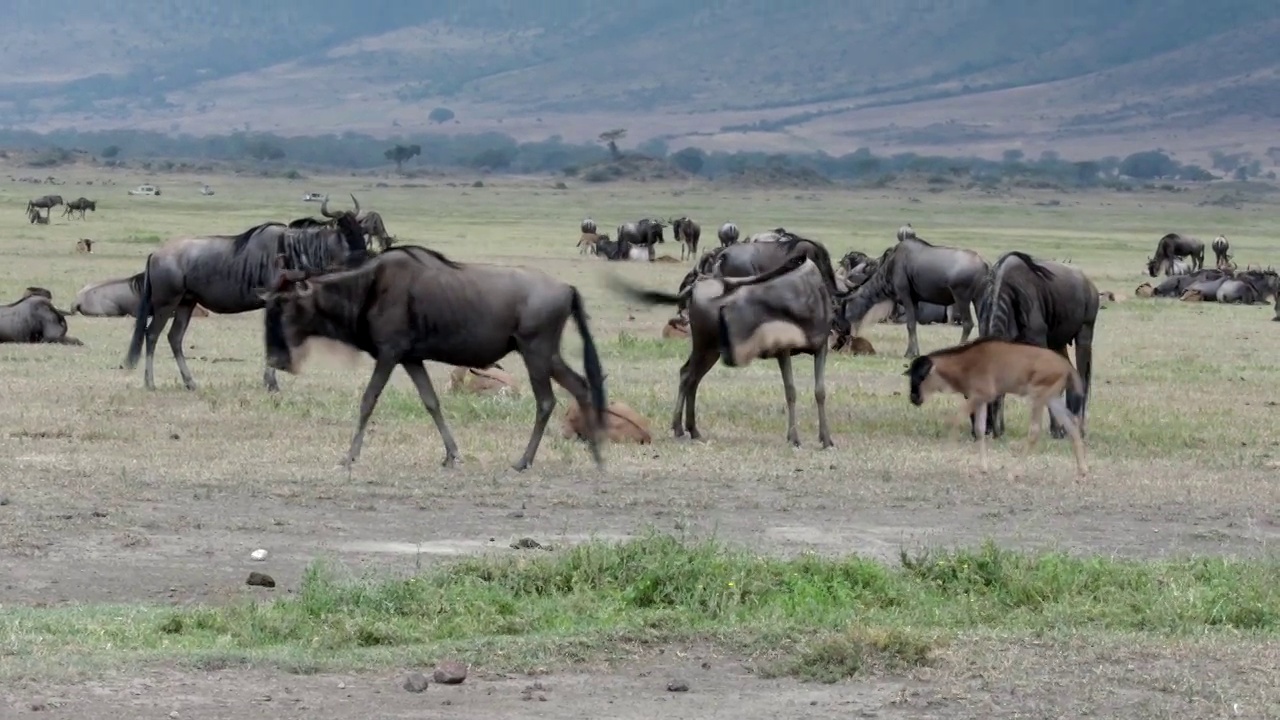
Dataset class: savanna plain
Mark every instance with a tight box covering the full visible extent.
[2,168,1280,719]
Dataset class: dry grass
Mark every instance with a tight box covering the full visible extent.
[2,166,1280,716]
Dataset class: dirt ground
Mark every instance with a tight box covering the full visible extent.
[4,177,1280,718]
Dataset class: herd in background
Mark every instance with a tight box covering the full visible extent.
[1135,232,1280,307]
[2,189,1277,480]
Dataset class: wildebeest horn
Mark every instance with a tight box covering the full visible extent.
[349,193,360,217]
[320,196,337,218]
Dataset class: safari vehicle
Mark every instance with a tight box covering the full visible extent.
[302,192,327,202]
[128,184,161,196]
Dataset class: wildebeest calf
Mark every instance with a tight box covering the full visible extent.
[608,254,834,448]
[259,245,608,472]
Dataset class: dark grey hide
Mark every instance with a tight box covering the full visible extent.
[1147,233,1205,277]
[1217,269,1279,304]
[0,294,82,345]
[717,222,740,246]
[839,236,988,357]
[72,273,145,316]
[63,197,96,219]
[672,217,701,261]
[122,205,369,392]
[975,251,1098,441]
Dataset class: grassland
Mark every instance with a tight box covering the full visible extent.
[2,167,1280,718]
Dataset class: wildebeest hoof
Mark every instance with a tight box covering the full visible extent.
[441,456,460,468]
[820,440,835,450]
[511,460,531,472]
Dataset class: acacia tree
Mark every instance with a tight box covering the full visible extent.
[385,143,422,172]
[598,129,626,161]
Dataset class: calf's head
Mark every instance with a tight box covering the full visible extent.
[903,355,947,406]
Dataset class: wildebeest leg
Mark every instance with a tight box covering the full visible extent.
[955,294,975,342]
[166,302,199,391]
[813,348,833,449]
[513,352,557,472]
[1047,347,1073,439]
[549,356,604,467]
[777,354,800,447]
[678,348,718,440]
[142,307,174,391]
[401,360,461,468]
[1047,396,1089,478]
[342,356,397,469]
[1070,327,1094,438]
[262,367,280,393]
[972,402,990,474]
[902,300,922,357]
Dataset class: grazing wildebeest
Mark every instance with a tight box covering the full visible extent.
[71,274,145,316]
[839,236,989,357]
[580,218,597,235]
[672,217,702,261]
[27,206,49,225]
[717,222,740,247]
[1,293,82,345]
[358,210,394,251]
[1212,235,1234,270]
[974,250,1098,441]
[26,194,63,219]
[1147,233,1205,276]
[608,254,834,448]
[259,244,608,472]
[123,195,370,392]
[63,197,96,219]
[1217,268,1279,304]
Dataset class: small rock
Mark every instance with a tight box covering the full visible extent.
[246,572,275,588]
[0,496,9,506]
[30,701,47,711]
[91,510,108,518]
[433,660,468,684]
[509,537,543,550]
[403,672,429,693]
[250,548,269,561]
[700,661,711,670]
[667,680,689,692]
[170,433,180,440]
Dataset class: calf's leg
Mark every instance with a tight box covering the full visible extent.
[402,360,461,468]
[1047,396,1088,478]
[342,356,397,468]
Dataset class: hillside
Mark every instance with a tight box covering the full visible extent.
[4,0,1280,165]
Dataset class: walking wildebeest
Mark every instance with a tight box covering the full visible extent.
[672,217,702,261]
[974,251,1098,442]
[123,196,370,392]
[1169,268,1233,299]
[1212,235,1234,270]
[608,254,834,448]
[26,194,63,219]
[1147,233,1205,276]
[63,197,96,219]
[71,274,146,316]
[1217,268,1279,304]
[1,293,82,345]
[839,235,989,357]
[258,244,608,472]
[717,222,740,247]
[906,337,1088,478]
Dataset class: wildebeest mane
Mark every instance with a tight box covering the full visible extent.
[382,243,465,270]
[980,251,1056,339]
[231,222,285,252]
[288,217,331,229]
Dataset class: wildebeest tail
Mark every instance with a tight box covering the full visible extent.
[123,254,154,370]
[569,287,608,435]
[604,273,684,307]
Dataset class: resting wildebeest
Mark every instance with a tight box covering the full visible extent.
[123,195,369,392]
[717,222,740,247]
[258,244,608,472]
[608,254,833,448]
[63,197,96,220]
[839,235,989,357]
[1217,267,1279,304]
[672,217,702,261]
[1212,235,1234,270]
[1,293,82,345]
[71,274,145,316]
[26,194,63,219]
[974,251,1098,441]
[1147,233,1205,276]
[1158,268,1232,299]
[27,206,49,225]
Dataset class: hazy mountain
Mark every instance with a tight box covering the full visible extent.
[4,0,1279,162]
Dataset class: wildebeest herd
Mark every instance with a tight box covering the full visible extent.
[6,194,1279,480]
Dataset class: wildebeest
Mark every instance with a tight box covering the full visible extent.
[608,254,834,448]
[71,274,145,316]
[897,224,918,241]
[26,194,63,219]
[63,197,96,219]
[975,251,1098,442]
[839,235,989,357]
[1217,268,1279,304]
[358,210,394,251]
[1147,233,1205,276]
[258,244,608,472]
[123,195,370,392]
[672,217,702,261]
[1,293,82,345]
[1212,235,1234,270]
[580,218,597,235]
[1157,268,1231,298]
[905,336,1088,478]
[746,227,797,243]
[76,238,94,253]
[595,234,653,261]
[27,206,49,225]
[717,222,740,247]
[712,233,841,296]
[617,219,666,249]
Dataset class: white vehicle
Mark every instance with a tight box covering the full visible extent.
[302,192,327,202]
[199,184,215,196]
[128,184,161,196]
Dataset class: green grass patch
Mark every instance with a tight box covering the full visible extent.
[4,533,1280,682]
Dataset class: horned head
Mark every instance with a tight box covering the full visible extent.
[320,193,361,219]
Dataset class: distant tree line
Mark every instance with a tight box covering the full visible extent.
[0,126,1269,187]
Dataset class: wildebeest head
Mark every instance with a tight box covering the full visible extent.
[259,257,353,374]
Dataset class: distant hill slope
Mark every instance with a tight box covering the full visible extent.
[4,0,1280,164]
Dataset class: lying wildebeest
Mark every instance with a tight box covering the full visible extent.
[27,194,63,218]
[974,251,1098,442]
[1217,267,1279,304]
[595,234,653,261]
[717,222,740,246]
[1147,232,1205,276]
[259,244,607,472]
[71,274,145,316]
[889,301,954,326]
[123,195,370,392]
[63,197,96,220]
[672,217,701,261]
[906,336,1088,478]
[1158,268,1232,299]
[839,235,988,357]
[1212,235,1234,270]
[1,292,82,345]
[27,206,48,225]
[580,218,597,235]
[76,238,94,253]
[608,254,833,448]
